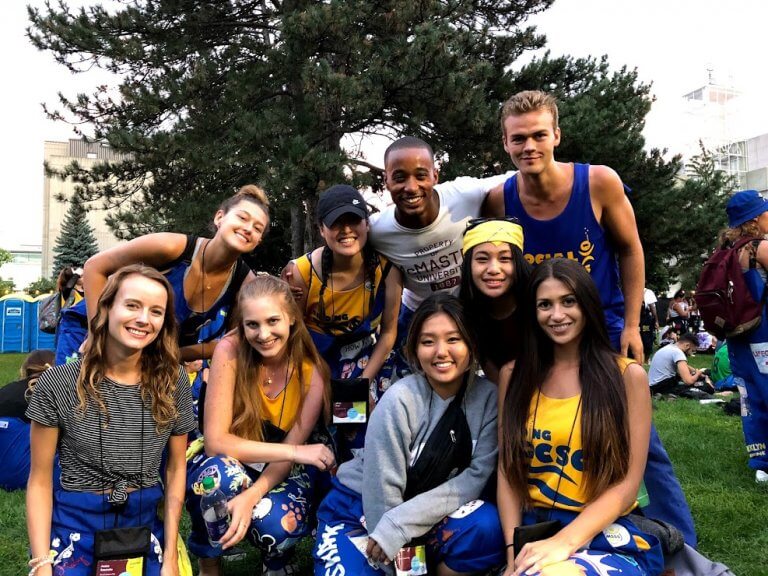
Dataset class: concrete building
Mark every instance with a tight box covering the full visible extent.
[745,133,768,194]
[42,139,125,278]
[680,78,748,187]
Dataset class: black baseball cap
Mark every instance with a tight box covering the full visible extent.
[317,184,368,227]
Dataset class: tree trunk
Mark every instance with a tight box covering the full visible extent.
[303,194,318,253]
[290,205,303,258]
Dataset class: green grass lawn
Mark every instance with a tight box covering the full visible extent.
[2,352,766,575]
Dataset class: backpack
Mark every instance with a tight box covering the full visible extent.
[37,293,62,334]
[695,237,764,340]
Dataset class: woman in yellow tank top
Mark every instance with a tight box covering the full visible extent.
[283,185,402,405]
[185,275,333,576]
[497,258,663,576]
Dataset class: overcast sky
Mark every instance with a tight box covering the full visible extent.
[2,0,767,250]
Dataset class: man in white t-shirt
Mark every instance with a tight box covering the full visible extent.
[370,136,511,308]
[648,333,711,394]
[369,136,511,373]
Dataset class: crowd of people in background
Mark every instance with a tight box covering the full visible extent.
[4,89,758,576]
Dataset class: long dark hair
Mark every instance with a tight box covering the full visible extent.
[459,243,531,316]
[500,258,629,506]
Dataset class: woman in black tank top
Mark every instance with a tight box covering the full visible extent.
[459,217,530,383]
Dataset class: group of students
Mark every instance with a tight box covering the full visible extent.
[15,89,713,576]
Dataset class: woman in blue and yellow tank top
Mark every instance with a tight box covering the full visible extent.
[497,258,663,576]
[283,186,402,435]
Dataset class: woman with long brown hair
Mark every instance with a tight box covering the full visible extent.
[497,259,663,576]
[26,264,196,575]
[57,184,269,366]
[185,275,333,576]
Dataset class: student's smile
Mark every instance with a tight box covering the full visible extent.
[385,147,439,225]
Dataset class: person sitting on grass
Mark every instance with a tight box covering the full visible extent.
[497,258,663,576]
[283,184,402,461]
[648,333,714,397]
[185,275,334,576]
[313,294,504,576]
[0,349,55,491]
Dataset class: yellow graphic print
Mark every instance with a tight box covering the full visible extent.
[578,240,594,272]
[538,561,587,575]
[524,235,595,273]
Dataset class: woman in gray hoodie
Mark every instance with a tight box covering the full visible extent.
[312,293,504,576]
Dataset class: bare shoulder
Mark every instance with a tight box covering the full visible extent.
[482,182,506,217]
[214,334,240,360]
[498,360,516,389]
[623,361,649,389]
[589,165,625,202]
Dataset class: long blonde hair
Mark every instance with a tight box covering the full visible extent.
[231,275,330,441]
[77,264,181,429]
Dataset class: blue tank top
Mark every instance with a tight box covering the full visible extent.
[164,235,251,348]
[503,163,624,334]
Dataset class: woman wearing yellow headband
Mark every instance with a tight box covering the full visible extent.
[459,218,529,382]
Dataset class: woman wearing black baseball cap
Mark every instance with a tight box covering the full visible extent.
[282,184,403,461]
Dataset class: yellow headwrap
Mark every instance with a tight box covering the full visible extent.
[462,219,524,255]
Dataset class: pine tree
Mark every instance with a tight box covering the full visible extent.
[28,0,554,257]
[52,197,99,277]
[30,0,692,277]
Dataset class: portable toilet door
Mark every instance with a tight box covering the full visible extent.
[28,295,56,351]
[0,294,28,353]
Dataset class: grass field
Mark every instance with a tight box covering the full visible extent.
[2,352,766,575]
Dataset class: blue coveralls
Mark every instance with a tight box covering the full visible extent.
[727,260,768,473]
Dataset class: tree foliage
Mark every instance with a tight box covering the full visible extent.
[26,277,57,296]
[30,0,708,287]
[0,248,12,268]
[29,0,554,256]
[637,146,734,290]
[52,197,99,277]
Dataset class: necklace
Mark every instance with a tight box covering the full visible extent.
[264,360,291,398]
[200,239,212,291]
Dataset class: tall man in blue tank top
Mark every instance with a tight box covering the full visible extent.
[485,90,698,547]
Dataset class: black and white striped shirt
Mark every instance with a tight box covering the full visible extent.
[26,360,196,492]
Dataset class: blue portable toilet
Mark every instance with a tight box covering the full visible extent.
[28,294,56,351]
[0,294,29,353]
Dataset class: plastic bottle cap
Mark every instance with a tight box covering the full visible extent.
[202,476,216,491]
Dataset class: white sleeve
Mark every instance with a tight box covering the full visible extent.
[435,170,516,201]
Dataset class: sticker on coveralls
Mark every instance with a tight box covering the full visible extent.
[750,342,768,374]
[448,500,483,519]
[603,523,631,547]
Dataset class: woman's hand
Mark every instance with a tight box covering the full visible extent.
[513,536,572,576]
[160,549,180,576]
[294,443,336,471]
[219,488,261,550]
[365,537,391,566]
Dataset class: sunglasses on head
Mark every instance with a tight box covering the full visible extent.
[465,216,520,231]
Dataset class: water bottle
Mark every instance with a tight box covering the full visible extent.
[200,476,230,547]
